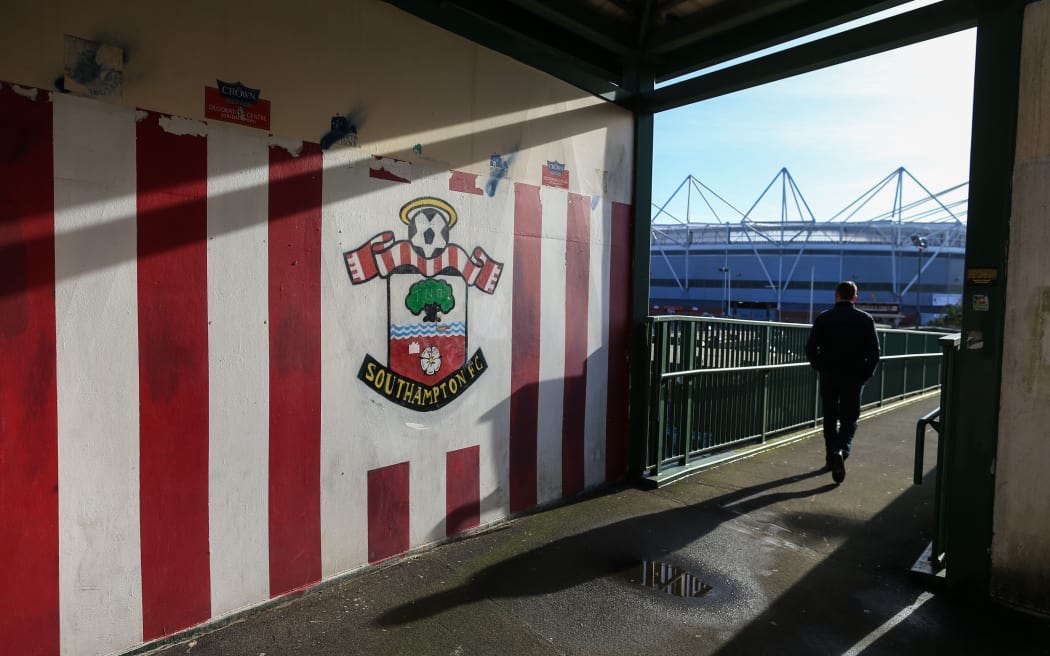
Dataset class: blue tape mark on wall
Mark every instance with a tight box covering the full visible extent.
[486,152,514,197]
[321,108,367,150]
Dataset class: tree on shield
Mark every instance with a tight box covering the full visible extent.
[405,279,456,322]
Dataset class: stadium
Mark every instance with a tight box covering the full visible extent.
[650,167,968,325]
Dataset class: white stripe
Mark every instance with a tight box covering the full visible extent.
[53,94,144,656]
[584,201,612,487]
[463,185,516,525]
[537,186,569,504]
[842,592,934,656]
[206,124,271,615]
[320,148,374,577]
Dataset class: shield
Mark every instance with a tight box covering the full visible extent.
[387,273,467,385]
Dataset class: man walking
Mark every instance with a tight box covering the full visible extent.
[806,281,881,484]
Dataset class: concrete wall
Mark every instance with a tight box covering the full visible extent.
[993,0,1050,617]
[0,2,634,654]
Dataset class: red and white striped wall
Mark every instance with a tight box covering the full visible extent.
[0,82,631,656]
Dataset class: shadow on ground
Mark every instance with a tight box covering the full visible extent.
[376,467,837,626]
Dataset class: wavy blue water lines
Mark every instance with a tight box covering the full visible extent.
[390,322,466,339]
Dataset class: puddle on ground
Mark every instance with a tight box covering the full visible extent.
[622,560,713,598]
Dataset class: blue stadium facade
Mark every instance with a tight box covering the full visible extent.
[649,169,967,325]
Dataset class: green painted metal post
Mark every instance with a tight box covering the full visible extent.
[879,332,886,406]
[682,324,697,465]
[762,324,771,441]
[946,0,1025,603]
[654,323,669,475]
[814,376,821,428]
[761,371,770,442]
[902,334,909,395]
[627,66,655,478]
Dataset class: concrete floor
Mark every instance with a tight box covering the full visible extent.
[145,399,1050,656]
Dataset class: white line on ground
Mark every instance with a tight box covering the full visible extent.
[843,591,934,656]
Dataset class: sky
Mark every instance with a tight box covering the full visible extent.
[651,24,977,224]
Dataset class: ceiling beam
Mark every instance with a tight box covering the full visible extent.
[381,0,636,105]
[505,0,637,55]
[448,0,626,74]
[640,0,978,114]
[647,0,803,54]
[649,0,913,83]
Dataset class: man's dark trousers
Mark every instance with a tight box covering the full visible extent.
[820,372,864,460]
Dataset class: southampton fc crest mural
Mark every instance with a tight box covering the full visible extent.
[344,197,503,411]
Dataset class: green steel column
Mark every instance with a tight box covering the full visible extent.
[946,0,1025,602]
[627,68,656,478]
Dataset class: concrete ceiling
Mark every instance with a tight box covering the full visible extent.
[382,0,980,111]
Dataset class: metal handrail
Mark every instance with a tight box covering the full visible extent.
[910,333,961,573]
[644,316,946,481]
[661,352,942,380]
[914,407,942,485]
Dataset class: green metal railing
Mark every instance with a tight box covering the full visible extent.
[645,316,946,479]
[912,333,961,574]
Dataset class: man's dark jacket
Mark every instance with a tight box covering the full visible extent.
[806,301,881,381]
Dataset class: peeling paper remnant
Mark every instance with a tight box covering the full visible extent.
[270,136,304,158]
[159,115,208,138]
[369,155,412,183]
[12,85,38,101]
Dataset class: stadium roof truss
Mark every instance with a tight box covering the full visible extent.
[650,166,968,301]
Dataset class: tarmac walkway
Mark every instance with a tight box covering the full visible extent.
[147,398,1050,656]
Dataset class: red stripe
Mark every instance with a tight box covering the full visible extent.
[509,183,542,513]
[380,248,396,275]
[605,202,633,481]
[368,462,410,563]
[136,111,211,639]
[268,143,323,597]
[562,194,590,497]
[0,85,59,654]
[446,446,481,537]
[401,241,413,269]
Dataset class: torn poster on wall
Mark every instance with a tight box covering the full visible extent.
[204,80,271,130]
[344,197,503,411]
[63,35,123,98]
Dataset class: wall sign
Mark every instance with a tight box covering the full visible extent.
[542,160,569,189]
[204,80,270,130]
[344,197,503,411]
[966,267,998,285]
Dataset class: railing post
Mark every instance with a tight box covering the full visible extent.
[764,324,772,366]
[879,332,886,406]
[761,371,770,443]
[681,324,697,466]
[902,333,909,396]
[652,322,670,475]
[814,373,821,428]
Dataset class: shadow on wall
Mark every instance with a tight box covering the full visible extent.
[0,85,628,301]
[438,348,629,543]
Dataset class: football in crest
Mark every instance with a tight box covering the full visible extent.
[402,198,455,258]
[407,208,450,258]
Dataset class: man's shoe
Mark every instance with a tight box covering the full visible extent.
[830,451,846,484]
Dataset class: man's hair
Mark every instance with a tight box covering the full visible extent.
[836,281,858,300]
